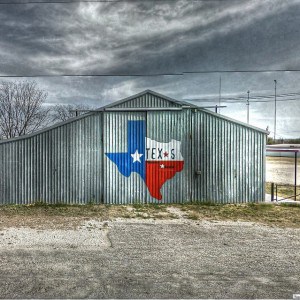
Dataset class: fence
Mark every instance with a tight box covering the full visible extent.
[270,182,300,201]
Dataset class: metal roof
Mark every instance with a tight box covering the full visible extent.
[0,89,268,144]
[100,89,198,109]
[100,90,267,134]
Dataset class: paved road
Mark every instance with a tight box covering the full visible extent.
[0,219,300,299]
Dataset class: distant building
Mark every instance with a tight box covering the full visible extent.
[267,144,300,157]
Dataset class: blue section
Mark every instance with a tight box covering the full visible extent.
[105,120,146,180]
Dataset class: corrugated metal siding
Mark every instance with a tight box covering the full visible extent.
[0,113,103,205]
[103,112,147,204]
[146,110,192,204]
[103,110,192,204]
[0,97,266,205]
[112,93,181,108]
[193,110,265,203]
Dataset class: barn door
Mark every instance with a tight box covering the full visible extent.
[103,110,192,204]
[145,110,192,204]
[103,112,147,204]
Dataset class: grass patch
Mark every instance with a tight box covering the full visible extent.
[266,182,300,201]
[247,202,273,210]
[279,202,300,208]
[173,202,300,228]
[132,203,144,210]
[1,201,300,229]
[192,200,217,206]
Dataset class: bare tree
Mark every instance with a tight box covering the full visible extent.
[0,81,49,139]
[51,104,92,123]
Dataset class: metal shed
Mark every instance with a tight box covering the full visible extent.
[0,90,267,205]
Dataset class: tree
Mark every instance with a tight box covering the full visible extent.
[51,104,92,123]
[0,81,49,139]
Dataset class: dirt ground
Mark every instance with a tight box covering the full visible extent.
[0,207,300,299]
[266,156,300,185]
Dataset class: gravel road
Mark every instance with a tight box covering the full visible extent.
[0,217,300,299]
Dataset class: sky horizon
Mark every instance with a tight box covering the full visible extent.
[1,0,300,138]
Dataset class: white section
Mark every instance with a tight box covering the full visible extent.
[145,138,184,161]
[131,149,143,163]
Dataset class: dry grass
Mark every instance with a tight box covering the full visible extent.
[266,182,300,200]
[181,202,300,228]
[0,201,300,229]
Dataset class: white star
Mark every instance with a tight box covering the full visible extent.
[131,149,143,163]
[160,164,165,169]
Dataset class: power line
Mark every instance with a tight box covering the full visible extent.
[192,92,300,100]
[226,97,300,103]
[185,91,300,103]
[0,73,183,78]
[187,98,300,103]
[3,68,300,79]
[2,74,300,104]
[226,92,300,100]
[0,0,224,5]
[0,0,129,4]
[184,69,300,74]
[186,97,300,104]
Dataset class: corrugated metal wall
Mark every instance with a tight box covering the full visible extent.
[103,112,147,204]
[103,110,192,204]
[112,93,181,108]
[0,113,103,205]
[193,110,266,203]
[0,92,266,205]
[146,110,192,204]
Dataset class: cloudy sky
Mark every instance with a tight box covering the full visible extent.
[1,0,300,138]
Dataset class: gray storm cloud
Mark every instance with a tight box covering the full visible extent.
[0,0,300,137]
[1,0,298,75]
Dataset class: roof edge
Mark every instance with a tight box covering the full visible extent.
[99,89,198,110]
[0,90,268,144]
[197,108,269,134]
[0,111,98,145]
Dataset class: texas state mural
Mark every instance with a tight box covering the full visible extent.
[105,120,184,200]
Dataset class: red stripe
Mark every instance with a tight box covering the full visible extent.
[145,161,184,200]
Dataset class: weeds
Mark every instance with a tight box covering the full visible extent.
[188,212,199,220]
[266,182,300,201]
[247,202,273,210]
[32,201,48,207]
[192,200,217,206]
[132,203,144,210]
[0,201,300,228]
[279,202,300,208]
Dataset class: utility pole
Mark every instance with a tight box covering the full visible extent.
[274,80,277,142]
[247,90,250,124]
[218,76,221,113]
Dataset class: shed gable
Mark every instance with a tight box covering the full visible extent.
[105,90,183,109]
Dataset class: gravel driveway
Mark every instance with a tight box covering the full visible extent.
[0,217,300,299]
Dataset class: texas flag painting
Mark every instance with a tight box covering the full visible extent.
[105,120,184,200]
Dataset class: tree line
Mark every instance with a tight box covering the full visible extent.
[0,80,92,139]
[267,137,300,145]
